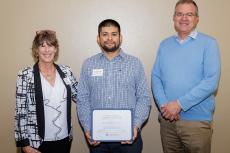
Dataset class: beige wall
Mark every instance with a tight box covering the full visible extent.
[1,0,230,152]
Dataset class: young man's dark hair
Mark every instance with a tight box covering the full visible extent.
[98,19,121,35]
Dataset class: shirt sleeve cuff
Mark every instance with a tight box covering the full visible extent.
[177,99,184,111]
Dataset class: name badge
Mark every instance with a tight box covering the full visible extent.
[92,69,103,76]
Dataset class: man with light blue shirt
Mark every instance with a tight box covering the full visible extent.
[77,19,151,153]
[151,0,221,153]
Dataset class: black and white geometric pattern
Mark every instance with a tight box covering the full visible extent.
[15,63,78,149]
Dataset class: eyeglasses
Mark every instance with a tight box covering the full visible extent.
[36,30,56,35]
[174,12,197,17]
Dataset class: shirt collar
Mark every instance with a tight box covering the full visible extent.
[99,48,126,60]
[189,30,198,39]
[175,30,198,44]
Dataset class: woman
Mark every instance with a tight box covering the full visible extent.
[15,30,78,153]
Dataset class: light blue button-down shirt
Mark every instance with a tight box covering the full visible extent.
[176,30,198,44]
[77,50,151,132]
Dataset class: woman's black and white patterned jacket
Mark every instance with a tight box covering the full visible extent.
[14,62,78,149]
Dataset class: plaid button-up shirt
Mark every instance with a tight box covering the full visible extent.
[77,50,151,132]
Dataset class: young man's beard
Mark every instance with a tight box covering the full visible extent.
[100,42,121,53]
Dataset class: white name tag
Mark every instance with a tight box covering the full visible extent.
[92,69,103,76]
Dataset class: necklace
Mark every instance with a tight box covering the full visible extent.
[45,73,54,80]
[39,65,56,82]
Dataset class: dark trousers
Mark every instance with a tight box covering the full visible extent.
[21,137,72,153]
[90,132,143,153]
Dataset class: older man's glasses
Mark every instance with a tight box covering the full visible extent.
[174,12,197,18]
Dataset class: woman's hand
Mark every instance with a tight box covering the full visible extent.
[22,146,41,153]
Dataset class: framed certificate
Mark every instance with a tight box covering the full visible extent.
[91,109,132,142]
